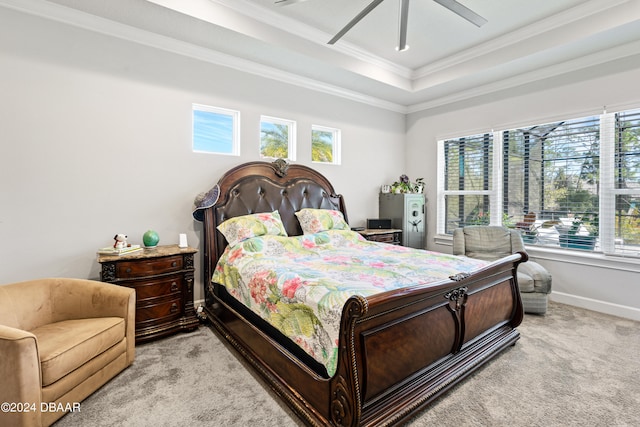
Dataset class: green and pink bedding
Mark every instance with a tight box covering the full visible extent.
[212,230,488,376]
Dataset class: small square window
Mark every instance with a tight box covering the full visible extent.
[260,116,296,161]
[312,125,341,165]
[192,104,240,155]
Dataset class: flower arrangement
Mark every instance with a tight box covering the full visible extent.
[390,175,424,194]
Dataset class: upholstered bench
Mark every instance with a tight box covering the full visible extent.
[0,278,135,427]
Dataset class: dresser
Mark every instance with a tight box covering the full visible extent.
[358,228,403,245]
[98,245,199,343]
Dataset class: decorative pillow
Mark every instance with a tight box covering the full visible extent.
[217,211,287,247]
[295,208,349,234]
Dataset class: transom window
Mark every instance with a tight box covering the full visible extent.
[311,125,341,165]
[260,116,296,161]
[192,104,240,156]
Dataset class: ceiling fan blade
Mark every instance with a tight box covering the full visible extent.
[328,0,386,45]
[432,0,487,27]
[398,0,410,51]
[274,0,309,5]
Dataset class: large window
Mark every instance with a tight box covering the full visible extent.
[604,109,640,256]
[438,107,640,257]
[438,133,495,232]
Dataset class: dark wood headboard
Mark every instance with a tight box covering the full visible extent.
[193,160,347,303]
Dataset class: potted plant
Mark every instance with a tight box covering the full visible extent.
[515,215,560,244]
[521,224,539,244]
[413,178,425,194]
[557,214,598,250]
[390,175,424,194]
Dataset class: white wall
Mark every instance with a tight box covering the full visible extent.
[406,61,640,320]
[3,6,638,320]
[0,8,405,301]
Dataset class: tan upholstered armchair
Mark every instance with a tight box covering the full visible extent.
[0,278,135,427]
[453,226,552,314]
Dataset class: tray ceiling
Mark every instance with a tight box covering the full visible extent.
[2,0,639,112]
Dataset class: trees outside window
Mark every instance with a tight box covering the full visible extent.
[312,125,341,165]
[260,116,296,160]
[438,108,640,257]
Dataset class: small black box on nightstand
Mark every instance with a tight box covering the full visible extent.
[367,219,392,229]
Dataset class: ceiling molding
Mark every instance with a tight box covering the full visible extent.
[0,0,408,113]
[210,0,414,80]
[412,0,631,80]
[406,38,640,114]
[2,0,638,115]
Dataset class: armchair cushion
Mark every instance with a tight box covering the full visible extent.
[33,317,125,387]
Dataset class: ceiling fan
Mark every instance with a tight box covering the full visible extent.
[275,0,487,51]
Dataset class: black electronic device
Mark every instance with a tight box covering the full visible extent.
[367,219,392,229]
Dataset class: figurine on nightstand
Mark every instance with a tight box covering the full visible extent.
[113,233,128,249]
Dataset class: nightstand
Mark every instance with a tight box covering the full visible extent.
[358,229,403,245]
[98,245,199,343]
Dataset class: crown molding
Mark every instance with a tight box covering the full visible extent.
[0,0,407,113]
[1,0,637,115]
[406,38,640,114]
[210,0,414,80]
[412,0,630,79]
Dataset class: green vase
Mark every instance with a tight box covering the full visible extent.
[142,230,160,248]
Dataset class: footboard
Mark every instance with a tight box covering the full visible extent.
[331,252,525,427]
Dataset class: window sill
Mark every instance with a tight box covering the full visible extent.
[433,234,640,273]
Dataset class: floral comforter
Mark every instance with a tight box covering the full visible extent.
[212,230,488,377]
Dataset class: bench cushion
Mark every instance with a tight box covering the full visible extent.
[31,317,125,386]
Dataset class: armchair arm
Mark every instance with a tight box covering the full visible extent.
[0,325,42,427]
[518,262,552,294]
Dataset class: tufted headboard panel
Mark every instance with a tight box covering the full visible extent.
[193,161,347,300]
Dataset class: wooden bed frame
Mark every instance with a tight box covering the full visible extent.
[194,160,526,427]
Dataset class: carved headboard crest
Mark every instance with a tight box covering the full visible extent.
[272,158,289,177]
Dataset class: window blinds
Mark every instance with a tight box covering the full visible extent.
[503,116,600,250]
[437,107,640,258]
[600,109,640,257]
[441,133,494,234]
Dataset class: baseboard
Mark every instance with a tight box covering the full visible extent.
[550,292,640,322]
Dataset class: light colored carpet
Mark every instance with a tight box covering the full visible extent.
[55,302,640,427]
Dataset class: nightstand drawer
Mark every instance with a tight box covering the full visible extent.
[367,233,395,243]
[116,255,183,278]
[136,298,182,322]
[133,275,182,301]
[358,229,402,245]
